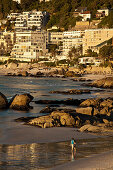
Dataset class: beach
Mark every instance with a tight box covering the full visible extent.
[51,150,113,170]
[0,68,113,169]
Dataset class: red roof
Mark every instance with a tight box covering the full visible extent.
[81,11,90,14]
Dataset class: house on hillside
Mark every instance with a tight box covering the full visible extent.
[73,7,91,21]
[79,11,91,21]
[96,8,110,18]
[78,57,102,66]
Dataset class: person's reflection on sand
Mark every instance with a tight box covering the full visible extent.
[71,149,76,161]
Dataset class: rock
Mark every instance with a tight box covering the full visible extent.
[80,98,103,107]
[15,116,35,122]
[17,71,29,77]
[40,106,55,113]
[75,107,93,116]
[57,68,66,75]
[100,99,113,108]
[9,93,34,110]
[35,99,83,106]
[36,71,44,77]
[28,111,76,128]
[50,89,90,95]
[7,63,18,69]
[17,63,30,69]
[65,71,81,77]
[28,115,54,128]
[89,77,113,88]
[0,92,8,109]
[51,111,75,127]
[99,107,110,116]
[103,119,109,124]
[79,124,100,132]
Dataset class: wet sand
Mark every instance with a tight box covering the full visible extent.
[0,124,98,144]
[51,150,113,170]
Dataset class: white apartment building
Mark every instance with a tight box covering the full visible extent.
[79,11,91,21]
[49,32,63,44]
[7,13,21,20]
[83,29,113,54]
[97,8,110,17]
[11,30,49,61]
[0,31,16,56]
[14,10,49,31]
[63,31,84,56]
[13,0,21,3]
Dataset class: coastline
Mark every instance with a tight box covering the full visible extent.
[51,150,113,170]
[0,67,113,169]
[0,125,99,144]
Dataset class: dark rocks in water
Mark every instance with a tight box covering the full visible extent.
[86,77,113,88]
[35,98,84,106]
[28,111,76,128]
[29,72,45,77]
[14,96,113,131]
[50,89,91,95]
[65,71,81,77]
[17,71,29,77]
[15,116,35,122]
[0,92,8,109]
[40,106,56,113]
[80,98,103,107]
[9,93,34,111]
[72,78,92,82]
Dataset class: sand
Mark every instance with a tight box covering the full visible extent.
[51,150,113,170]
[0,124,98,144]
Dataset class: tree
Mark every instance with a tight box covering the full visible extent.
[99,45,113,61]
[86,49,98,57]
[32,25,37,31]
[68,46,82,61]
[98,11,113,28]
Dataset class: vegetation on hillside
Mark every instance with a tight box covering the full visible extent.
[0,0,113,30]
[98,10,113,28]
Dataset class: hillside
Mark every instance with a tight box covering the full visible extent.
[0,0,113,30]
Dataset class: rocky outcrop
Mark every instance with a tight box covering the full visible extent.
[80,98,103,107]
[88,77,113,88]
[79,123,113,133]
[0,92,8,109]
[50,89,90,95]
[9,93,34,110]
[7,63,18,69]
[35,98,83,106]
[75,107,93,116]
[39,106,56,113]
[65,71,81,77]
[28,111,76,128]
[17,71,29,77]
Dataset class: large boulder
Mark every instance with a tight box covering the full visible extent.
[100,99,113,108]
[65,71,81,77]
[79,123,113,133]
[0,92,8,109]
[80,98,103,107]
[29,115,54,128]
[17,63,29,69]
[75,107,93,116]
[51,111,75,127]
[9,93,34,110]
[91,77,113,88]
[7,63,18,69]
[79,124,100,133]
[17,71,29,77]
[28,111,76,128]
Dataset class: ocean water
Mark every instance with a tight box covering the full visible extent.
[0,75,113,169]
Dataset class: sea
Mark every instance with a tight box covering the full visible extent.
[0,75,113,169]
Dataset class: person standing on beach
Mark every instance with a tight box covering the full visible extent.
[71,138,76,152]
